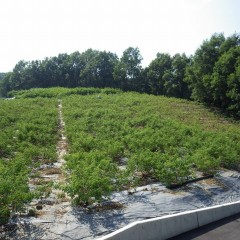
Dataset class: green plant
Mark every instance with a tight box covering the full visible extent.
[0,97,58,225]
[1,88,240,213]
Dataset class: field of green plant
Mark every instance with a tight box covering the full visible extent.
[0,97,58,224]
[9,87,122,99]
[62,91,240,204]
[1,87,240,223]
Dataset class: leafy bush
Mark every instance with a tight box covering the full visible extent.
[65,152,118,204]
[9,87,122,99]
[0,97,58,225]
[62,91,240,202]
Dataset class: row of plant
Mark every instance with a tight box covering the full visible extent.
[9,87,122,99]
[0,98,58,225]
[61,91,240,204]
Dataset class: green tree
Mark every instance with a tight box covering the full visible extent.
[147,53,172,95]
[80,50,118,88]
[0,73,13,97]
[185,33,225,103]
[114,47,143,91]
[171,53,191,98]
[227,59,240,116]
[0,73,5,81]
[212,46,240,112]
[79,49,100,87]
[185,33,240,116]
[11,60,29,90]
[220,33,240,54]
[67,51,82,87]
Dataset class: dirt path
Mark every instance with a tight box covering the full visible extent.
[1,100,83,239]
[55,99,68,177]
[30,99,71,220]
[26,99,76,238]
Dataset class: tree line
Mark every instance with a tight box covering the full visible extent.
[0,33,239,116]
[0,73,5,81]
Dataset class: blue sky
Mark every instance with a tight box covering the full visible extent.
[0,0,240,72]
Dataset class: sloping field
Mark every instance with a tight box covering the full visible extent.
[61,91,240,204]
[1,87,240,230]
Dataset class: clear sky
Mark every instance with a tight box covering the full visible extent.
[0,0,240,72]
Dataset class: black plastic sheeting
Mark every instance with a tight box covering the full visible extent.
[1,170,240,240]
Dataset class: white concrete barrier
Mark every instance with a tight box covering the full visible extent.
[197,201,240,226]
[98,200,240,240]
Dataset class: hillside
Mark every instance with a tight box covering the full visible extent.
[1,87,240,233]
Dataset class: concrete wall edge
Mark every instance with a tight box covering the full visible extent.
[97,200,240,240]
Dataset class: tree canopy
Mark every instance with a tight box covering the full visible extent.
[185,33,240,116]
[1,32,240,116]
[0,73,5,80]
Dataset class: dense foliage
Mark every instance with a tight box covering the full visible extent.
[0,73,5,80]
[60,91,240,204]
[1,87,240,221]
[1,32,239,115]
[0,98,58,224]
[146,53,191,98]
[9,87,122,99]
[185,33,240,116]
[0,47,190,100]
[0,73,5,97]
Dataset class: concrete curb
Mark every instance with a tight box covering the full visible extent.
[97,200,240,240]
